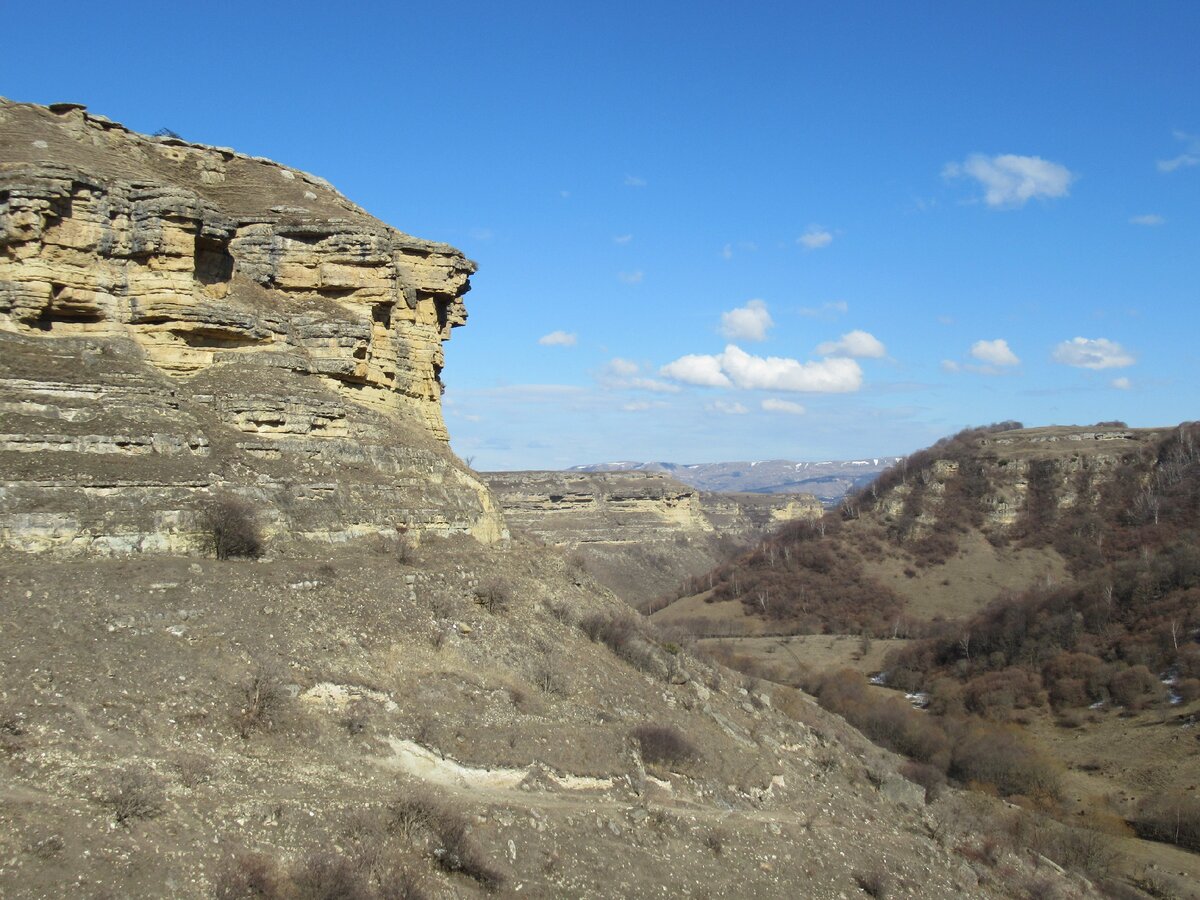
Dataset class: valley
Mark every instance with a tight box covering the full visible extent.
[1,96,1196,900]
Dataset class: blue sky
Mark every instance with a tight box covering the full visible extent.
[6,2,1198,469]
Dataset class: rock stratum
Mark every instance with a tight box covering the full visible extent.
[486,471,821,608]
[0,98,505,553]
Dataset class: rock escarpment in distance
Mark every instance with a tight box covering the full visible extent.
[485,470,821,608]
[0,98,506,553]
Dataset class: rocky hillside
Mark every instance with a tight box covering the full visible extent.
[0,98,504,553]
[569,457,904,505]
[0,102,1102,899]
[485,471,820,608]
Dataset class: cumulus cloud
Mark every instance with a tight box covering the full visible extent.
[816,330,886,359]
[1052,337,1135,370]
[624,174,647,187]
[618,270,644,284]
[613,233,633,244]
[538,330,577,347]
[798,227,833,250]
[1158,130,1200,173]
[944,153,1074,208]
[970,339,1020,367]
[1111,376,1132,390]
[707,399,749,415]
[1129,214,1165,226]
[659,353,732,388]
[606,357,639,377]
[762,398,806,415]
[720,299,774,342]
[720,243,734,260]
[661,345,862,393]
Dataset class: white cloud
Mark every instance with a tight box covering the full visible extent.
[720,299,774,342]
[762,398,806,415]
[969,338,1020,367]
[944,153,1074,208]
[816,329,886,359]
[1052,337,1135,370]
[798,300,849,319]
[538,330,577,347]
[659,353,732,388]
[606,357,639,377]
[613,233,633,244]
[661,344,862,393]
[707,400,749,415]
[1157,130,1200,173]
[720,243,734,260]
[798,227,833,250]
[624,174,647,188]
[1129,214,1165,226]
[1111,376,1132,390]
[618,270,644,284]
[941,360,961,373]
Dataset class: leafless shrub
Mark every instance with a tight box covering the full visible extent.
[704,828,726,856]
[213,851,287,900]
[579,611,662,675]
[290,851,373,900]
[631,723,699,767]
[473,579,511,613]
[202,495,264,560]
[99,766,165,825]
[899,761,946,803]
[385,788,503,888]
[237,660,289,738]
[376,862,430,900]
[853,868,892,898]
[533,650,567,697]
[173,751,214,788]
[544,599,575,626]
[430,812,505,889]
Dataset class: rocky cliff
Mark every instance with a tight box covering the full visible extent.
[485,471,820,608]
[0,99,506,553]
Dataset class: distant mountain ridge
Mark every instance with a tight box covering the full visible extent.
[567,457,904,504]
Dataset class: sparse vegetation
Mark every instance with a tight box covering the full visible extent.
[99,765,165,824]
[631,723,699,767]
[237,660,289,738]
[202,494,264,560]
[473,578,511,613]
[853,868,891,898]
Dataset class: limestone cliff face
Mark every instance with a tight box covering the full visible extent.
[861,425,1159,534]
[0,99,506,553]
[485,471,820,607]
[485,471,821,547]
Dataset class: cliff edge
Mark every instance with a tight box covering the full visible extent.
[0,98,506,552]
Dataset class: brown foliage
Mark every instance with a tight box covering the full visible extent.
[202,495,264,560]
[631,723,700,767]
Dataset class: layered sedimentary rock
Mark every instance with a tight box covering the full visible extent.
[0,99,506,553]
[485,471,820,606]
[485,471,821,547]
[865,425,1160,533]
